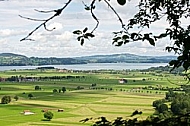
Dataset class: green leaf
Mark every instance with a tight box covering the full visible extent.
[144,34,150,38]
[122,35,129,40]
[77,36,82,41]
[124,40,130,44]
[83,27,88,33]
[169,60,177,66]
[85,33,95,38]
[155,33,168,39]
[143,34,150,41]
[85,7,90,11]
[115,41,123,46]
[83,35,88,39]
[81,38,84,46]
[148,38,155,46]
[130,33,138,39]
[73,30,82,35]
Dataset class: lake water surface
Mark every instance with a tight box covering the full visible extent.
[0,63,168,71]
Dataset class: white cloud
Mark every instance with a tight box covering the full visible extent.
[0,0,176,57]
[0,29,12,36]
[56,31,73,41]
[48,22,63,31]
[0,29,26,37]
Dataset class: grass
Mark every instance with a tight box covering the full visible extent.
[0,69,183,125]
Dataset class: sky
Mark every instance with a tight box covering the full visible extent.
[0,0,179,58]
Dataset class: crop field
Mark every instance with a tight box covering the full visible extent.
[0,69,186,126]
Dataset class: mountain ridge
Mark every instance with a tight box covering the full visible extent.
[0,53,176,66]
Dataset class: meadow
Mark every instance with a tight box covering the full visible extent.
[0,69,186,126]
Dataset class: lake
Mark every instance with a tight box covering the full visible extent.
[0,63,168,71]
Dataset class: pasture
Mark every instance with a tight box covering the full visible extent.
[0,69,185,126]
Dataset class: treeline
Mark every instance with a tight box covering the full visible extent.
[1,75,85,82]
[152,88,190,121]
[0,54,86,66]
[140,65,185,75]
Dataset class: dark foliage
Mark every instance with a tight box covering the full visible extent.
[44,111,53,120]
[28,93,33,99]
[61,87,66,93]
[1,95,11,104]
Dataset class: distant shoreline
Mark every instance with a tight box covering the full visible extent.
[0,63,168,71]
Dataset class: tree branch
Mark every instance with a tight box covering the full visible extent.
[103,0,127,31]
[90,0,99,33]
[20,0,72,41]
[18,15,46,21]
[34,9,55,13]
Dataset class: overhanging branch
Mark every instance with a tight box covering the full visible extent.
[103,0,127,31]
[90,0,99,33]
[20,0,72,41]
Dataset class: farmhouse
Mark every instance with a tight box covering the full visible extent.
[22,110,34,115]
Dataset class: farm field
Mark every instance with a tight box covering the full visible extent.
[0,69,186,126]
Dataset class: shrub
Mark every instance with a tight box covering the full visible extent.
[53,89,58,93]
[44,111,53,120]
[35,85,41,90]
[28,93,33,99]
[14,95,19,101]
[1,95,11,104]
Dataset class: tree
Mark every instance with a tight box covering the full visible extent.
[35,85,40,90]
[14,95,19,101]
[20,0,190,72]
[28,93,34,99]
[53,89,58,93]
[58,89,61,93]
[153,99,164,109]
[165,89,176,101]
[44,111,53,121]
[157,103,168,113]
[1,95,11,104]
[62,87,66,93]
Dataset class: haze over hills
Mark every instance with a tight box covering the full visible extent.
[0,53,176,66]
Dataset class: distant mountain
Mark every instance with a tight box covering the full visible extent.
[74,53,177,63]
[0,53,177,66]
[0,53,27,57]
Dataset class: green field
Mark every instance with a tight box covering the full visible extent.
[0,69,186,126]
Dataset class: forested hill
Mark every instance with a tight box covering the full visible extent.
[0,53,85,66]
[0,53,176,66]
[75,53,176,63]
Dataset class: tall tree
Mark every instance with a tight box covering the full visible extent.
[62,87,66,93]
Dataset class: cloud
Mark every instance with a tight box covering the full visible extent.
[0,0,176,57]
[0,29,12,36]
[0,29,26,37]
[56,31,73,41]
[48,22,63,31]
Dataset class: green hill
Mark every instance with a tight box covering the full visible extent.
[75,53,176,63]
[0,53,85,66]
[0,53,176,66]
